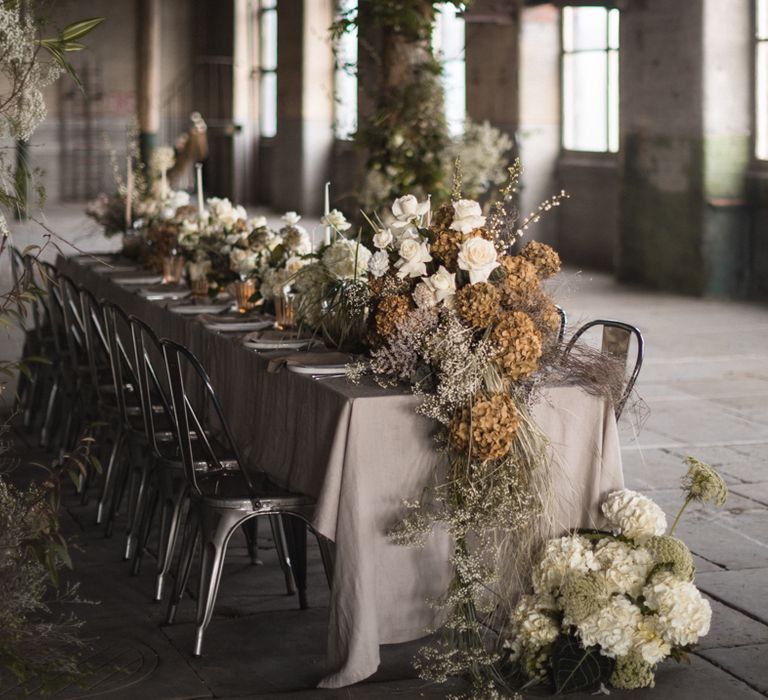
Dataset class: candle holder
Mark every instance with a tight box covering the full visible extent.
[162,254,185,285]
[190,277,209,298]
[232,279,257,314]
[274,290,296,329]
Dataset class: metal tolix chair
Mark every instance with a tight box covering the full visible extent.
[161,338,334,656]
[563,319,644,420]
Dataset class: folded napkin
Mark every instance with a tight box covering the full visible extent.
[267,351,354,373]
[243,328,312,342]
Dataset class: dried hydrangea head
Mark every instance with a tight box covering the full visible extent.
[559,572,609,625]
[454,282,501,329]
[373,294,412,338]
[520,240,562,279]
[430,201,455,231]
[498,255,540,308]
[682,457,727,507]
[646,535,695,580]
[491,311,542,380]
[430,229,463,271]
[610,652,656,690]
[449,393,520,461]
[368,270,413,299]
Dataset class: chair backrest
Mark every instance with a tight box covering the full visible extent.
[563,319,644,420]
[40,262,65,357]
[102,301,141,427]
[129,315,176,456]
[79,287,111,402]
[57,273,88,374]
[9,247,47,342]
[161,338,250,497]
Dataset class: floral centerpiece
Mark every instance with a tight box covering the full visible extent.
[509,457,725,693]
[294,209,372,350]
[259,211,313,301]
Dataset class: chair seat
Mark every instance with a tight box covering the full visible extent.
[196,470,314,510]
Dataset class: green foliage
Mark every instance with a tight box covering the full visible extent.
[551,632,616,694]
[37,17,104,91]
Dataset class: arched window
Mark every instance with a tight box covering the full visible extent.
[434,3,466,137]
[334,0,358,140]
[561,6,619,153]
[259,0,278,138]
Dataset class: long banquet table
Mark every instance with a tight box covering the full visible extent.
[60,254,624,689]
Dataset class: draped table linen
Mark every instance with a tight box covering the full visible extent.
[60,255,624,688]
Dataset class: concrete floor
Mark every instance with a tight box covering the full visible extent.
[2,205,768,699]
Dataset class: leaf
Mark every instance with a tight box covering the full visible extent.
[59,17,105,42]
[551,632,615,695]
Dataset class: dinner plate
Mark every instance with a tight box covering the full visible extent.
[206,320,274,332]
[139,288,190,301]
[113,275,163,286]
[287,363,348,375]
[170,304,231,315]
[94,264,138,274]
[244,338,312,351]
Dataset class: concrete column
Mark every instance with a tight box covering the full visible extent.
[618,0,751,296]
[273,0,334,214]
[465,0,521,137]
[137,0,161,167]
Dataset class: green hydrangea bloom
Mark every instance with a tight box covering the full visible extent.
[559,573,608,624]
[646,535,695,580]
[610,652,656,689]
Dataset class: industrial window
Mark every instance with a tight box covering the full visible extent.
[757,0,768,159]
[434,3,466,138]
[561,6,619,153]
[334,0,358,140]
[259,0,278,138]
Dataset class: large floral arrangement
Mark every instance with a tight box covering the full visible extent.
[509,457,726,694]
[176,198,274,292]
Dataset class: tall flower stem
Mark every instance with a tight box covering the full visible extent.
[668,495,693,537]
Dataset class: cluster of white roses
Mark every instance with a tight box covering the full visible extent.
[366,194,501,309]
[260,211,313,300]
[509,488,712,688]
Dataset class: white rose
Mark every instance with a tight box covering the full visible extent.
[321,209,352,232]
[450,199,486,234]
[602,490,668,545]
[391,194,430,229]
[368,250,390,278]
[395,238,432,279]
[229,248,258,276]
[281,211,301,226]
[226,231,248,245]
[457,237,500,284]
[373,228,394,249]
[250,215,268,230]
[423,265,456,306]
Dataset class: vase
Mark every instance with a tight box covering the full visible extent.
[190,277,209,298]
[232,279,258,314]
[162,254,185,285]
[274,290,296,329]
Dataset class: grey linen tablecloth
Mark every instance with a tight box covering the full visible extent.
[60,256,624,689]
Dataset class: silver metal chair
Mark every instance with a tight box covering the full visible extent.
[563,319,644,420]
[161,338,334,656]
[555,305,567,344]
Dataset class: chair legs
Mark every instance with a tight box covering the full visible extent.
[96,427,125,525]
[282,516,307,609]
[269,514,295,596]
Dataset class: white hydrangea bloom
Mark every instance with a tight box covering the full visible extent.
[507,594,560,660]
[594,539,655,598]
[368,250,390,278]
[577,595,642,658]
[532,535,599,596]
[322,238,372,279]
[602,489,668,545]
[642,571,712,647]
[633,614,672,665]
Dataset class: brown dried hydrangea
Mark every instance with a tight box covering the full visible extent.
[520,240,561,279]
[431,202,454,230]
[498,255,540,308]
[430,228,463,271]
[491,311,542,380]
[368,271,413,298]
[142,222,179,272]
[449,393,520,461]
[374,294,412,338]
[455,282,501,329]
